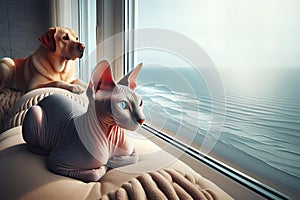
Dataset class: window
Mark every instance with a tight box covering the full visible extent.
[72,0,298,198]
[128,0,300,198]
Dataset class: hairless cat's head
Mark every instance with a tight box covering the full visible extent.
[87,60,145,131]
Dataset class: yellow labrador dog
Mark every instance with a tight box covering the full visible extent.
[0,27,86,93]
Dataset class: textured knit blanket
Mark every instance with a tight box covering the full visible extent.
[0,87,88,133]
[101,169,220,200]
[0,89,24,132]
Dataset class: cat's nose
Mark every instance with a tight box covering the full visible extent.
[138,119,145,125]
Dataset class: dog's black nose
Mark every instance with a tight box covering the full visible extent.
[78,44,85,52]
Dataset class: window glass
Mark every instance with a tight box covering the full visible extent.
[134,0,300,194]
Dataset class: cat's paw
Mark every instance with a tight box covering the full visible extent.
[92,166,107,181]
[69,166,107,182]
[107,153,139,168]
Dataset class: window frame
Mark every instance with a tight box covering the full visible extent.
[78,0,97,83]
[124,1,292,199]
[50,0,293,199]
[96,0,126,81]
[50,0,296,199]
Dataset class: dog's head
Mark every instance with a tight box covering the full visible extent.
[39,27,85,61]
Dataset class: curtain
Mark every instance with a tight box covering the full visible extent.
[50,0,97,83]
[50,0,79,31]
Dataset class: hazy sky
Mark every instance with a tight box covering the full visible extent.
[137,0,300,68]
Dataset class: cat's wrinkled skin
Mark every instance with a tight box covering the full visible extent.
[22,60,144,182]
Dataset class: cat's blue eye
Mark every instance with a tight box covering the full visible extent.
[118,101,128,109]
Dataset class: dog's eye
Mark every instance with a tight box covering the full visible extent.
[63,35,69,40]
[76,37,79,41]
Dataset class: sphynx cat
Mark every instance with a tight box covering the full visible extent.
[22,60,145,182]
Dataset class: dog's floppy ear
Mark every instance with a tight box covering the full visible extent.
[87,60,116,98]
[39,27,56,52]
[118,63,143,90]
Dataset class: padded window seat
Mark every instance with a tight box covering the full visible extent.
[0,88,232,200]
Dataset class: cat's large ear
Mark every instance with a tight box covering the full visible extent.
[118,63,143,90]
[88,60,116,96]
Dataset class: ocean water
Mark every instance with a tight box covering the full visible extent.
[136,66,300,194]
